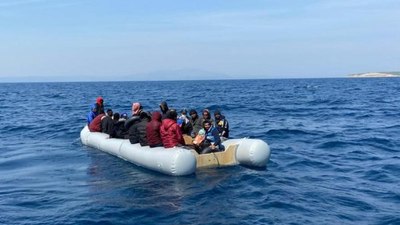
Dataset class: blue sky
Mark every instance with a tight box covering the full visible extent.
[0,0,399,81]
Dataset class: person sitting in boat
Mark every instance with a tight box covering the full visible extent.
[192,128,206,153]
[214,110,229,139]
[200,109,214,127]
[86,103,98,124]
[95,96,105,114]
[131,102,142,117]
[89,113,105,132]
[111,112,129,139]
[189,109,203,137]
[128,111,151,146]
[146,111,163,148]
[160,109,184,148]
[159,101,169,120]
[101,109,114,136]
[110,112,119,137]
[196,120,224,154]
[177,109,192,135]
[125,102,142,129]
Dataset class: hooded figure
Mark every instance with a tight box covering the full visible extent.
[159,101,169,120]
[160,110,183,148]
[200,109,214,126]
[189,109,203,137]
[95,96,104,114]
[87,103,98,124]
[146,111,163,147]
[214,110,229,138]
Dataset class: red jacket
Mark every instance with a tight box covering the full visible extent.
[146,112,163,147]
[160,118,183,148]
[89,114,105,132]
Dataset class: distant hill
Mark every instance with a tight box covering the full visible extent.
[349,72,400,78]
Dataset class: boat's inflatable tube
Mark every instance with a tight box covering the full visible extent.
[222,139,271,167]
[80,126,196,176]
[80,126,271,175]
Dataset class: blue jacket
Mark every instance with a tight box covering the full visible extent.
[86,104,98,124]
[205,126,223,150]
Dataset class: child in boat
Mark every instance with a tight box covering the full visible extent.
[177,109,192,135]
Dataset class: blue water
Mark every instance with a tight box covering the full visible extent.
[1,78,399,225]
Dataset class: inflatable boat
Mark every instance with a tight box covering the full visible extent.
[80,126,271,176]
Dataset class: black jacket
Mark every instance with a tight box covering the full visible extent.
[101,116,114,135]
[111,120,128,139]
[128,118,149,146]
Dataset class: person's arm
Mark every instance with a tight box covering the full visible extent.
[175,124,184,145]
[211,128,221,146]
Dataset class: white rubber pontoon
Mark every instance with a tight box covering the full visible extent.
[80,126,271,176]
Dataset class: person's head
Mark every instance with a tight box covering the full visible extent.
[159,101,169,114]
[113,112,120,121]
[106,109,113,117]
[121,113,128,119]
[202,109,210,119]
[96,96,104,105]
[203,120,212,130]
[132,102,142,116]
[189,109,198,119]
[214,110,221,120]
[181,109,187,115]
[166,109,178,120]
[139,111,151,121]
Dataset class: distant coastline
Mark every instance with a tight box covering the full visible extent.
[350,72,400,78]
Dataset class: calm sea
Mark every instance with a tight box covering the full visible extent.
[0,78,399,225]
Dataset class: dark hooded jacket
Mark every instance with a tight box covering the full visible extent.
[200,109,214,127]
[112,119,128,139]
[101,114,114,135]
[160,118,184,148]
[189,111,203,137]
[146,111,163,147]
[159,101,169,120]
[214,111,229,138]
[128,112,150,146]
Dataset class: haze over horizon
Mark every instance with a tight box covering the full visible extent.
[1,0,399,82]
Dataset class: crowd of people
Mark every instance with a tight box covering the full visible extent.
[86,97,230,154]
